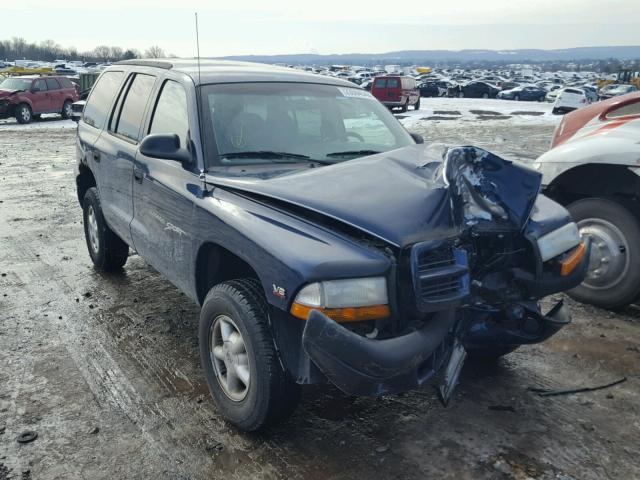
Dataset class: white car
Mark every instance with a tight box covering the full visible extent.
[534,92,640,308]
[552,87,589,114]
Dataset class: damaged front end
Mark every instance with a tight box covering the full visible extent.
[301,146,589,403]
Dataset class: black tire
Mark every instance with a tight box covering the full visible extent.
[552,107,560,115]
[566,198,640,309]
[466,345,518,361]
[33,114,42,120]
[199,279,300,431]
[61,100,72,119]
[400,101,408,113]
[414,98,421,110]
[482,93,489,99]
[15,103,32,124]
[458,91,465,98]
[82,187,129,271]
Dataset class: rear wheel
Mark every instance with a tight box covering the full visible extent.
[400,100,408,113]
[61,100,72,119]
[199,279,300,431]
[567,198,640,309]
[82,187,129,271]
[15,103,32,124]
[414,98,421,110]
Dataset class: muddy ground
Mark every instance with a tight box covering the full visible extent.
[1,114,639,480]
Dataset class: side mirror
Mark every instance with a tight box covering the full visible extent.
[409,132,424,144]
[139,134,192,164]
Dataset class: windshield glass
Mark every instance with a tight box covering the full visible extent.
[201,82,414,166]
[0,78,32,91]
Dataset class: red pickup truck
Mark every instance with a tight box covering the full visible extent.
[0,75,80,124]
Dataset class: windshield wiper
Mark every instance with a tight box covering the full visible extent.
[219,151,333,165]
[326,149,381,158]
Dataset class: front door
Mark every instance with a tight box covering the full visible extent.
[131,79,196,292]
[30,78,50,113]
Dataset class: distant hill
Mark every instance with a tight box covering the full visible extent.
[217,46,640,65]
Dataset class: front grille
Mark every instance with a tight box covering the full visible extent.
[411,240,470,312]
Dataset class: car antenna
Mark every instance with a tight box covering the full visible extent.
[195,12,202,87]
[194,11,208,186]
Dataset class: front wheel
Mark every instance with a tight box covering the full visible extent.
[567,198,640,309]
[82,187,129,271]
[199,279,300,431]
[15,103,32,124]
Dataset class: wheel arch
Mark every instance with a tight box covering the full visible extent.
[545,163,640,206]
[76,163,96,206]
[195,242,262,306]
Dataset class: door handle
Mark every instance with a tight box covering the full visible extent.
[133,168,143,183]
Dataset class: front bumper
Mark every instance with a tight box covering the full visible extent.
[0,101,11,119]
[302,309,456,396]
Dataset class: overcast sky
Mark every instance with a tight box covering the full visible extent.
[5,0,640,57]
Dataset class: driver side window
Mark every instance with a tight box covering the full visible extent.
[32,79,47,92]
[149,80,189,148]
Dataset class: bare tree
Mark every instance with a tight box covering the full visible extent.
[109,46,123,60]
[144,46,165,59]
[122,49,140,60]
[93,45,112,62]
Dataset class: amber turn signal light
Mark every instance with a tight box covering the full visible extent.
[290,303,390,323]
[560,242,586,277]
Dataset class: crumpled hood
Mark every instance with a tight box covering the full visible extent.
[205,144,542,248]
[0,89,21,100]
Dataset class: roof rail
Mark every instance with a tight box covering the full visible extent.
[113,60,173,70]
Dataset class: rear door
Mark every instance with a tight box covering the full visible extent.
[385,77,401,103]
[93,71,157,245]
[131,77,198,292]
[45,78,63,111]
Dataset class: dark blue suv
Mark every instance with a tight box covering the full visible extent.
[75,60,589,431]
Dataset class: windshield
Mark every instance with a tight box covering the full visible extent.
[201,82,414,167]
[0,78,32,91]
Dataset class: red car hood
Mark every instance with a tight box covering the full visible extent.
[552,91,640,147]
[0,89,20,99]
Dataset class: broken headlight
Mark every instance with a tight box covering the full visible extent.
[536,222,581,262]
[290,277,390,322]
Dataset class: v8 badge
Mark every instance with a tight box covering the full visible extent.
[272,284,286,299]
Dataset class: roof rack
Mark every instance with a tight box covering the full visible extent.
[113,60,173,70]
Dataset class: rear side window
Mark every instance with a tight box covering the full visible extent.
[113,74,156,142]
[58,77,74,89]
[149,80,189,148]
[46,78,60,90]
[83,71,124,129]
[373,78,387,88]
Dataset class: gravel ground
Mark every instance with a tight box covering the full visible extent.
[1,105,639,480]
